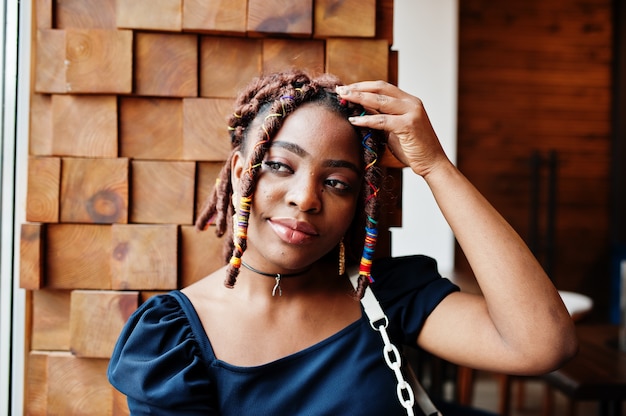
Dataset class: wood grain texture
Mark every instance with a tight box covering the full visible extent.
[24,351,48,416]
[183,0,247,34]
[52,95,118,157]
[29,93,53,156]
[457,0,612,315]
[35,29,66,93]
[247,0,313,36]
[65,29,133,93]
[60,157,128,224]
[182,98,232,160]
[262,38,325,75]
[56,0,116,28]
[47,353,112,415]
[31,289,71,350]
[112,388,130,416]
[130,160,196,224]
[69,290,138,358]
[116,0,182,31]
[20,223,44,290]
[195,161,223,220]
[120,97,183,160]
[376,0,394,44]
[110,224,178,290]
[180,224,226,287]
[326,38,389,84]
[314,0,376,38]
[27,157,60,223]
[134,32,198,97]
[199,36,262,98]
[46,224,112,289]
[35,0,53,29]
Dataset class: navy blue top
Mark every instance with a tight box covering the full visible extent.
[108,255,458,415]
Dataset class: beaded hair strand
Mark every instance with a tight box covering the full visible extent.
[195,70,387,298]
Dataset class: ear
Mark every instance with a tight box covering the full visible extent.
[230,150,244,195]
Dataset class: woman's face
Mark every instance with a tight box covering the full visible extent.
[232,103,363,272]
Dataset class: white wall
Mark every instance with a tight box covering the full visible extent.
[391,0,458,273]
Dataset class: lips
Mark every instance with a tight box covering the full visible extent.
[268,217,319,245]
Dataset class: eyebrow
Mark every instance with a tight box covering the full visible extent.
[271,141,362,175]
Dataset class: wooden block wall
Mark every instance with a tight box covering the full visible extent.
[23,0,398,413]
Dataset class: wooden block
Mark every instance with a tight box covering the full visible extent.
[112,387,130,416]
[120,98,183,160]
[326,39,389,84]
[52,95,118,158]
[31,289,71,350]
[56,0,116,28]
[182,98,232,161]
[35,29,66,93]
[247,0,313,37]
[388,49,398,86]
[116,0,182,31]
[199,36,262,98]
[183,0,247,34]
[130,161,196,224]
[180,225,226,287]
[65,29,133,93]
[195,162,224,220]
[376,0,394,45]
[60,157,129,224]
[47,352,112,415]
[314,0,376,38]
[20,224,45,290]
[262,39,325,75]
[34,29,132,94]
[69,290,139,358]
[139,291,168,304]
[46,224,112,289]
[24,351,48,416]
[26,156,60,223]
[134,32,198,97]
[29,93,53,156]
[111,224,178,290]
[35,0,53,29]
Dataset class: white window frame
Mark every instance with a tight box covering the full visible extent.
[1,1,31,415]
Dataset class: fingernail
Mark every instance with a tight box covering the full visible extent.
[336,86,349,96]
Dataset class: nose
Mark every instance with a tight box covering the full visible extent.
[287,174,322,213]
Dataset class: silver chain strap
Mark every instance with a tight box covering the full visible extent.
[374,319,415,415]
[348,267,442,416]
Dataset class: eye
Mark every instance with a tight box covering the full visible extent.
[262,161,293,174]
[325,178,352,192]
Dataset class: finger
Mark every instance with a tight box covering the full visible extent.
[348,113,389,129]
[340,80,399,96]
[336,83,413,115]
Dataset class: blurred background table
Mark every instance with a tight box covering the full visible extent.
[542,325,626,416]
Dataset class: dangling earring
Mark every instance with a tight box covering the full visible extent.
[338,238,346,275]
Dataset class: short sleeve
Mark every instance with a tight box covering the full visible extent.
[370,255,459,345]
[107,293,218,415]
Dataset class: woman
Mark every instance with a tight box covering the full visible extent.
[108,70,577,415]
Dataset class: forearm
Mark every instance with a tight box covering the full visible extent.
[422,160,576,361]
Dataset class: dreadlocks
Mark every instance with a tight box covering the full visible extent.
[195,70,387,299]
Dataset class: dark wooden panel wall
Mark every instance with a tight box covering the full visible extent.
[21,0,397,413]
[457,0,613,319]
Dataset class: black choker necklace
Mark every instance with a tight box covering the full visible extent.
[241,260,310,297]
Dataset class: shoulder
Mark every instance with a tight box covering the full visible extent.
[368,255,460,344]
[108,292,216,412]
[370,255,457,302]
